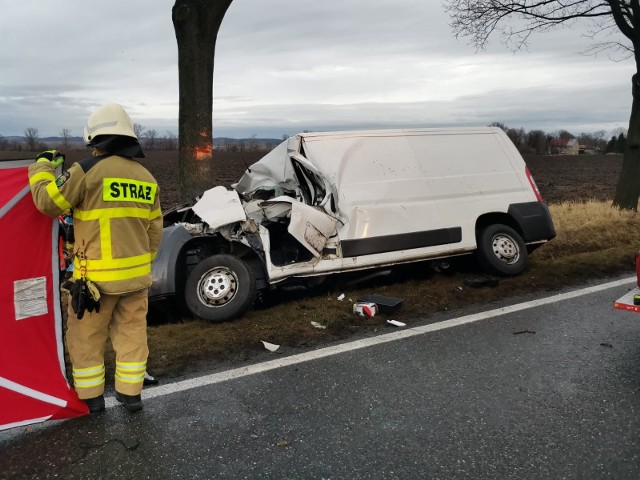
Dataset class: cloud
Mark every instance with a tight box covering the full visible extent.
[0,0,634,138]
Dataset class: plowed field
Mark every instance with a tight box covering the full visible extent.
[523,154,621,205]
[1,150,623,207]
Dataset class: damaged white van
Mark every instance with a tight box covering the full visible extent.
[150,127,555,322]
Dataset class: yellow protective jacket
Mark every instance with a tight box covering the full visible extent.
[28,153,163,294]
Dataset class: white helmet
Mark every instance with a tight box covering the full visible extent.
[83,103,137,145]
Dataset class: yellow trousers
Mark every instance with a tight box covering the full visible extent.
[66,288,149,399]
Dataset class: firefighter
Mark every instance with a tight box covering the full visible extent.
[28,103,163,413]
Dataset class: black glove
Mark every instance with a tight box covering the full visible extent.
[62,279,100,320]
[36,149,65,168]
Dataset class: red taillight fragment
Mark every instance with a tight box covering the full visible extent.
[526,167,543,202]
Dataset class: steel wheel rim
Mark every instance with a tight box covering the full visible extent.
[491,233,520,264]
[197,266,239,307]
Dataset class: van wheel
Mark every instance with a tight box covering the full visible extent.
[184,254,257,322]
[477,224,528,276]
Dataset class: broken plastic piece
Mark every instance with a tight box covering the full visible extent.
[337,293,345,301]
[311,321,327,329]
[261,340,280,352]
[357,294,403,314]
[353,302,377,317]
[387,320,406,327]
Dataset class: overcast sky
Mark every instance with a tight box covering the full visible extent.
[0,0,634,139]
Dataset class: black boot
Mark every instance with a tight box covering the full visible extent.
[143,371,159,386]
[84,395,105,413]
[116,392,143,412]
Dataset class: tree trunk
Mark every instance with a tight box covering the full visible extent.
[613,72,640,210]
[172,0,233,202]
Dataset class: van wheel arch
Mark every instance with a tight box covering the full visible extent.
[475,212,523,238]
[179,236,266,281]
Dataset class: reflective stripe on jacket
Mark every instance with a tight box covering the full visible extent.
[28,153,163,294]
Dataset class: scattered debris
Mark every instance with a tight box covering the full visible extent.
[387,320,406,327]
[337,293,345,301]
[276,440,290,447]
[357,294,404,314]
[463,277,499,288]
[600,342,613,348]
[311,321,327,329]
[353,302,378,317]
[451,286,464,293]
[430,261,451,274]
[261,341,280,352]
[513,330,536,335]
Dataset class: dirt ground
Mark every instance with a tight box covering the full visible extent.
[523,153,622,204]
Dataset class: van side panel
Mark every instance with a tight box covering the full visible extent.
[408,131,527,199]
[312,135,448,242]
[406,130,536,250]
[301,128,538,258]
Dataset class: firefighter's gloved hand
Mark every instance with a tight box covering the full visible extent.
[36,149,65,168]
[86,280,101,302]
[85,280,101,315]
[63,279,87,319]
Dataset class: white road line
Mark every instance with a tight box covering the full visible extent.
[105,275,636,408]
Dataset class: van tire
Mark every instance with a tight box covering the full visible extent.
[477,224,528,276]
[184,254,257,322]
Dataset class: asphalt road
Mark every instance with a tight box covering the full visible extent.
[1,275,640,479]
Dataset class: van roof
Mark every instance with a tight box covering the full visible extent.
[299,127,503,141]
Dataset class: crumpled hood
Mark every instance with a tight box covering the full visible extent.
[232,136,301,196]
[191,186,246,230]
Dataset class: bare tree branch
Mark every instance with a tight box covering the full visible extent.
[443,1,640,209]
[444,0,619,51]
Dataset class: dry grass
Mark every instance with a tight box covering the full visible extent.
[538,201,640,258]
[111,199,640,379]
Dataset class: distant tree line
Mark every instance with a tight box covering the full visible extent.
[0,123,628,156]
[488,122,627,155]
[0,124,277,153]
